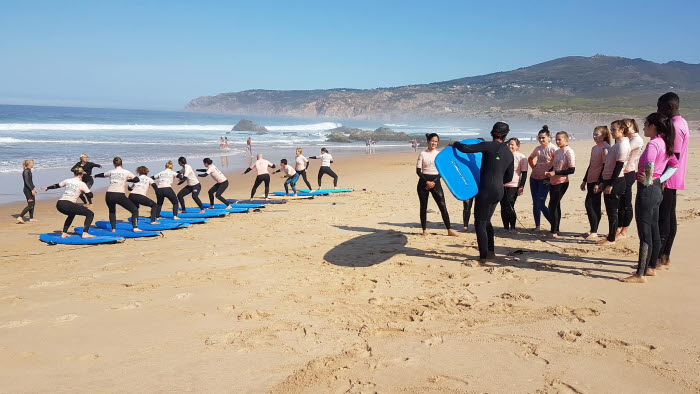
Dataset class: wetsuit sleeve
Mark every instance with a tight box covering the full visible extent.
[603,162,624,187]
[23,169,36,190]
[583,165,590,182]
[128,176,140,183]
[243,168,252,174]
[555,167,575,175]
[416,168,427,181]
[453,141,488,154]
[309,156,317,159]
[518,171,527,188]
[305,161,310,169]
[198,173,208,177]
[94,173,106,178]
[196,168,207,172]
[70,162,80,172]
[273,169,281,173]
[45,183,61,190]
[270,164,276,168]
[660,167,678,183]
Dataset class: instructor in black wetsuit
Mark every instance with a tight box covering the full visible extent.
[71,153,103,207]
[450,122,514,263]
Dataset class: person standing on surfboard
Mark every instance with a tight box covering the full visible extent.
[243,153,276,199]
[42,168,95,239]
[450,122,514,263]
[309,148,339,189]
[416,133,458,237]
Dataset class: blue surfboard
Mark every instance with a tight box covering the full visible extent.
[137,217,209,225]
[272,191,328,197]
[228,199,285,205]
[40,233,124,245]
[435,139,482,201]
[299,188,353,193]
[160,210,229,219]
[74,227,162,238]
[202,203,265,209]
[95,220,188,231]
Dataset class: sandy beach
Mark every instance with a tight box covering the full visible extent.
[1,139,699,392]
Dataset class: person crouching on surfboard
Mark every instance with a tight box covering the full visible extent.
[273,159,299,196]
[449,122,514,264]
[416,133,457,237]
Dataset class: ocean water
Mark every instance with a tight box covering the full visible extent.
[0,104,574,203]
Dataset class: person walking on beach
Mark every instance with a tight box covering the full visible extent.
[597,121,631,246]
[71,153,102,207]
[580,126,611,240]
[94,157,142,232]
[657,92,689,269]
[295,148,313,191]
[42,168,95,239]
[128,166,159,224]
[274,159,299,196]
[243,153,275,199]
[501,138,528,231]
[620,112,678,283]
[197,158,232,210]
[176,157,205,214]
[411,139,418,152]
[462,198,474,232]
[153,161,180,220]
[528,126,557,231]
[309,148,339,189]
[543,132,575,238]
[450,122,514,263]
[417,133,457,238]
[17,159,38,224]
[617,118,644,240]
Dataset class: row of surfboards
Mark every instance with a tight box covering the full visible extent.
[39,188,354,245]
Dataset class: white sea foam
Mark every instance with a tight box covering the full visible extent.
[264,122,341,131]
[0,137,219,145]
[0,121,343,133]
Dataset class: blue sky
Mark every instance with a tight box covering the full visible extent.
[1,0,699,110]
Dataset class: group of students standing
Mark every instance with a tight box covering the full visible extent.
[17,147,342,239]
[415,92,689,283]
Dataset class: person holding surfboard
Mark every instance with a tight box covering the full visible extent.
[501,138,528,231]
[449,122,514,262]
[528,126,557,231]
[42,168,95,239]
[417,133,457,237]
[544,132,576,238]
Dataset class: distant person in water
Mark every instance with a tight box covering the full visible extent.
[274,159,299,196]
[42,168,95,239]
[246,137,252,156]
[417,133,457,237]
[220,137,225,149]
[244,153,275,199]
[450,122,514,263]
[224,136,229,149]
[309,148,339,189]
[17,159,38,224]
[71,153,103,207]
[197,157,232,210]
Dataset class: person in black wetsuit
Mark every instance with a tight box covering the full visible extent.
[71,154,103,207]
[450,122,514,262]
[17,159,38,223]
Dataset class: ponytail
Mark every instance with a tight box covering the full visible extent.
[645,112,676,157]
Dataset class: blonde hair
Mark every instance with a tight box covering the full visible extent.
[80,153,88,159]
[165,160,173,169]
[72,167,85,176]
[594,126,612,145]
[296,148,302,154]
[22,159,34,169]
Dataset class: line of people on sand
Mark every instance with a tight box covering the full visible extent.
[16,148,341,239]
[416,92,689,284]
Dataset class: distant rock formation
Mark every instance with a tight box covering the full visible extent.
[325,126,410,143]
[232,119,268,132]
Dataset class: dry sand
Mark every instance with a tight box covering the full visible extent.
[1,139,699,393]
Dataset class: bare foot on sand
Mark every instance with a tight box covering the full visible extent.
[620,274,646,283]
[447,229,458,237]
[597,239,615,246]
[29,218,38,222]
[645,267,656,276]
[460,227,470,233]
[61,232,70,238]
[133,228,142,232]
[422,230,428,237]
[616,233,627,240]
[16,217,25,224]
[486,251,496,259]
[585,232,599,240]
[658,255,671,268]
[82,233,95,239]
[548,232,559,239]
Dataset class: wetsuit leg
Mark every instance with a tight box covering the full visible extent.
[105,192,118,230]
[317,168,323,188]
[298,169,312,190]
[215,180,229,205]
[190,184,204,210]
[634,182,663,275]
[162,188,178,216]
[474,196,498,259]
[290,174,298,195]
[463,198,473,229]
[326,167,339,187]
[619,172,635,227]
[85,178,94,205]
[659,188,677,258]
[112,192,139,228]
[417,179,430,230]
[177,186,192,211]
[208,184,219,207]
[56,200,93,233]
[548,182,568,233]
[603,177,625,242]
[500,187,518,229]
[428,178,451,230]
[130,194,157,222]
[262,174,270,198]
[585,182,602,233]
[251,175,265,199]
[20,187,35,219]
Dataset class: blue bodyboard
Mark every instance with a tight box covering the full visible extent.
[39,233,124,245]
[95,220,188,231]
[435,139,482,201]
[74,227,161,238]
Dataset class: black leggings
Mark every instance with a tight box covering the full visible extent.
[156,187,179,217]
[178,184,204,210]
[318,166,338,188]
[20,187,35,219]
[584,182,603,233]
[129,193,158,222]
[56,200,94,233]
[208,180,229,206]
[462,198,474,229]
[78,177,94,205]
[548,182,569,233]
[297,169,313,190]
[659,188,677,258]
[251,174,270,199]
[617,171,635,228]
[500,187,519,230]
[417,176,451,231]
[635,181,663,276]
[106,191,138,230]
[474,197,500,259]
[603,177,625,242]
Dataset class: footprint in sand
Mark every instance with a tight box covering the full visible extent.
[422,336,444,346]
[29,280,65,289]
[56,314,79,323]
[173,293,191,300]
[111,301,142,310]
[558,330,583,342]
[1,320,31,328]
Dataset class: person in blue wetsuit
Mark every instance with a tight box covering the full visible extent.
[450,122,514,263]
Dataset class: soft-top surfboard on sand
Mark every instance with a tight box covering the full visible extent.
[179,207,247,214]
[263,195,314,200]
[39,233,124,245]
[138,217,209,224]
[272,191,327,197]
[298,188,353,193]
[227,199,284,205]
[74,227,162,238]
[160,210,229,219]
[95,220,188,231]
[203,203,265,209]
[435,139,482,201]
